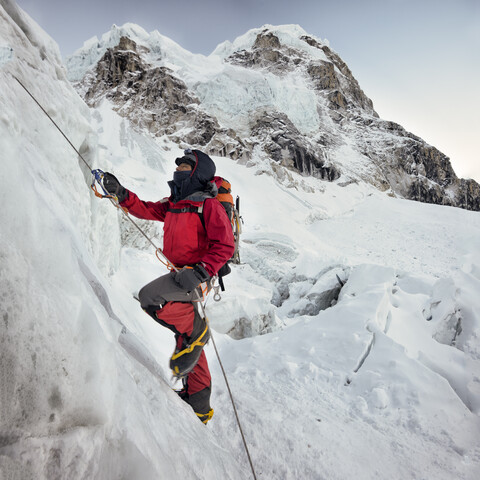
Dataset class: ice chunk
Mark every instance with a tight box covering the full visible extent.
[0,45,14,67]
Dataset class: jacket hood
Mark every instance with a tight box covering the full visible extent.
[189,150,216,183]
[169,149,217,202]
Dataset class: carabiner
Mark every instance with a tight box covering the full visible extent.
[213,284,221,302]
[90,169,116,199]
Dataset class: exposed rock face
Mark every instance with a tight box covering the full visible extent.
[344,116,480,210]
[79,37,248,158]
[456,179,480,211]
[302,36,377,115]
[302,36,378,117]
[228,31,298,72]
[71,28,480,211]
[250,110,340,180]
[227,31,376,118]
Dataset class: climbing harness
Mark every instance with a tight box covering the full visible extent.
[14,74,258,480]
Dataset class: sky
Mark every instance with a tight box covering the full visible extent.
[16,0,480,182]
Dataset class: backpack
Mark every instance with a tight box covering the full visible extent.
[216,178,241,266]
[208,177,242,291]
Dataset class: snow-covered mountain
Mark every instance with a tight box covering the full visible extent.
[66,22,480,211]
[1,1,480,479]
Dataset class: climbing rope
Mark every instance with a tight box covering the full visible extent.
[13,75,175,271]
[210,333,258,480]
[15,75,258,480]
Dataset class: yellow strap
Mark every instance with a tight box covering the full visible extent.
[170,323,209,361]
[196,409,214,424]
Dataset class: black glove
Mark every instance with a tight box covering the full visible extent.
[103,172,128,203]
[174,264,211,292]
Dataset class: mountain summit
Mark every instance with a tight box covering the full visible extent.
[67,23,480,211]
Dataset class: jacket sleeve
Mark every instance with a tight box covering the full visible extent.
[200,198,235,276]
[119,190,169,222]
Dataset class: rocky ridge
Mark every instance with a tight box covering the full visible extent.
[69,25,480,211]
[79,36,248,159]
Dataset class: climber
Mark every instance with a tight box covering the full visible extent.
[102,149,235,424]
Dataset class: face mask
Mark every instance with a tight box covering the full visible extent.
[173,170,191,189]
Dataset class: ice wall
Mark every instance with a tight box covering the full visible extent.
[0,2,246,479]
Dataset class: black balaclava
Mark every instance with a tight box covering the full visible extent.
[169,149,216,202]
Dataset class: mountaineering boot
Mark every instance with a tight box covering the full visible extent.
[170,307,210,378]
[196,408,214,425]
[175,385,214,425]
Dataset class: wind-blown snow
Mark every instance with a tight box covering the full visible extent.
[1,3,480,480]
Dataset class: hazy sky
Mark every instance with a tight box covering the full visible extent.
[16,0,480,182]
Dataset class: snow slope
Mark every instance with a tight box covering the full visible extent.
[112,151,480,480]
[2,2,480,479]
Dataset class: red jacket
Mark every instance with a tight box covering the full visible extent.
[120,192,235,276]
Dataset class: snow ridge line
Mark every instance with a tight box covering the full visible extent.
[78,258,124,328]
[391,279,476,414]
[346,278,396,385]
[78,258,167,383]
[352,333,375,376]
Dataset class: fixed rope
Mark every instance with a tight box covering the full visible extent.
[210,333,258,480]
[195,294,258,479]
[15,75,258,480]
[14,75,174,269]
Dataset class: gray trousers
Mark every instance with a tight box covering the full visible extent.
[138,272,204,309]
